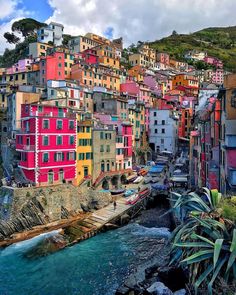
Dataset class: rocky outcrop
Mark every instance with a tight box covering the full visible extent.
[0,184,112,241]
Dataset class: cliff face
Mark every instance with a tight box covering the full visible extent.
[0,184,112,241]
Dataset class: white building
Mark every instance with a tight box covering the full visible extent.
[37,22,64,46]
[149,109,178,154]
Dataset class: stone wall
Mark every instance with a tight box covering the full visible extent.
[0,183,112,240]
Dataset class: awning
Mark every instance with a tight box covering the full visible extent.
[149,165,165,173]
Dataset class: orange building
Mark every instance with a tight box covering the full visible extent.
[172,74,199,89]
[128,65,145,82]
[71,63,120,92]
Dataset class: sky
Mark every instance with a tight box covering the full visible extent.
[1,0,236,54]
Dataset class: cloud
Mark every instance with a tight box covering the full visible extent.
[0,0,17,20]
[47,0,236,47]
[0,0,31,54]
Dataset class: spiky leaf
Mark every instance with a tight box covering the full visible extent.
[213,239,223,268]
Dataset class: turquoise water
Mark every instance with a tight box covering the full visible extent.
[0,224,170,295]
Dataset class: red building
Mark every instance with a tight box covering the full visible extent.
[40,51,65,85]
[81,48,99,65]
[16,104,76,186]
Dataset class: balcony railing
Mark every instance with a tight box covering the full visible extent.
[17,145,35,151]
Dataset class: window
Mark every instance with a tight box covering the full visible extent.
[161,139,164,144]
[58,63,62,68]
[38,105,43,113]
[100,132,104,139]
[155,129,158,134]
[106,145,110,152]
[86,152,92,160]
[50,89,54,96]
[57,135,63,145]
[67,152,75,160]
[78,153,85,160]
[57,120,63,129]
[43,153,49,162]
[86,127,90,133]
[162,120,165,125]
[58,108,64,118]
[105,133,111,140]
[43,119,49,129]
[43,136,49,146]
[154,120,157,125]
[154,112,157,116]
[69,120,74,129]
[21,152,27,161]
[69,136,74,145]
[100,145,104,152]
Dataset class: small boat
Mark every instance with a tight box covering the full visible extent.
[110,189,125,195]
[124,189,137,197]
[139,187,151,199]
[125,193,139,205]
[133,175,144,184]
[127,174,137,183]
[144,176,152,184]
[139,169,148,176]
[151,176,160,183]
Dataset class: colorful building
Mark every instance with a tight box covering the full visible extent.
[75,113,93,185]
[16,104,76,186]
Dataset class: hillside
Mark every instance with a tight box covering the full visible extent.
[149,26,236,71]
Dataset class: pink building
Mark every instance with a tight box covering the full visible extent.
[204,56,223,68]
[6,58,33,74]
[211,69,224,85]
[16,104,76,186]
[143,75,162,97]
[40,51,65,85]
[156,53,170,65]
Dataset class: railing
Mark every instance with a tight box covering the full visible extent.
[19,145,35,151]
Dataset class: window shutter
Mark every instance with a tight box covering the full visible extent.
[67,152,69,160]
[54,153,57,161]
[62,152,64,161]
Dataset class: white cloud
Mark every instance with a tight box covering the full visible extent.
[0,0,30,54]
[0,0,17,19]
[47,0,236,47]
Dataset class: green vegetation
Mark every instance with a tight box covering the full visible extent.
[171,188,236,294]
[149,26,236,72]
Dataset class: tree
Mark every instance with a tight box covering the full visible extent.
[11,18,46,37]
[3,32,20,44]
[62,34,74,46]
[172,30,178,36]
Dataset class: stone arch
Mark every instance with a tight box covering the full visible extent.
[102,178,109,190]
[111,175,119,187]
[120,174,127,184]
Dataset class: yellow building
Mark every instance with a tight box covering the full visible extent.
[93,44,120,69]
[129,53,155,68]
[28,42,53,58]
[75,114,93,186]
[129,102,145,149]
[85,33,110,45]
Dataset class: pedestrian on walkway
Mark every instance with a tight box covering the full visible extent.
[113,200,117,211]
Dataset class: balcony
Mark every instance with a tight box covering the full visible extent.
[16,145,35,151]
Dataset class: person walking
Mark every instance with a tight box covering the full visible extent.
[113,200,117,211]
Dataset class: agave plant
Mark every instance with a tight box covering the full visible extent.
[170,188,236,294]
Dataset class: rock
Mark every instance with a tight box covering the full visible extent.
[173,289,186,295]
[115,285,131,295]
[147,282,173,295]
[157,267,187,292]
[120,213,131,225]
